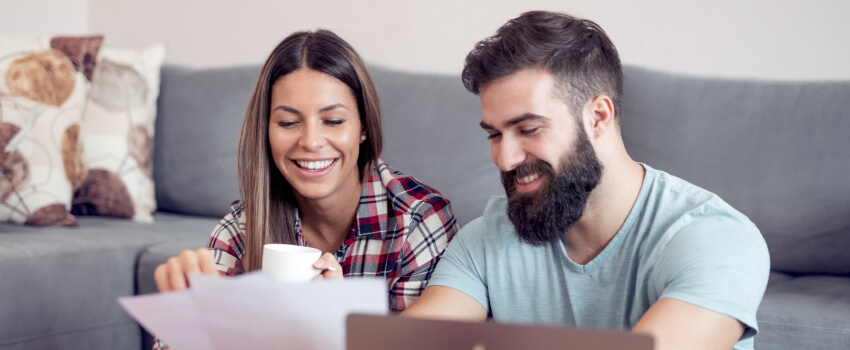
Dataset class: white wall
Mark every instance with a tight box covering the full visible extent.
[0,0,89,36]
[7,0,850,80]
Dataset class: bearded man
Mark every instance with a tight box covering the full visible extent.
[403,11,770,350]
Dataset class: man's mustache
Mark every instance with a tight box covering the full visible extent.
[502,160,553,185]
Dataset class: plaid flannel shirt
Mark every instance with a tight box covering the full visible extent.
[153,160,457,350]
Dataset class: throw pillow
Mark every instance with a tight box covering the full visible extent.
[71,44,166,223]
[0,35,103,226]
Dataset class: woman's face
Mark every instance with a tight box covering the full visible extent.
[268,68,364,201]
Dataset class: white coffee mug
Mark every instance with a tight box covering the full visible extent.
[262,244,322,282]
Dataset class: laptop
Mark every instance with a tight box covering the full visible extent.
[346,314,653,350]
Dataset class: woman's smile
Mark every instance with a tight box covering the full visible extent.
[290,158,339,178]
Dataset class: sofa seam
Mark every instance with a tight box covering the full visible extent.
[760,322,850,333]
[0,320,137,346]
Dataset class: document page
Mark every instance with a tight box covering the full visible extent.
[119,273,388,350]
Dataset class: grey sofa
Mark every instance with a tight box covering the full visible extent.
[0,62,848,350]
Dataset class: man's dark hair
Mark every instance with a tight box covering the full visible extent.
[462,11,624,122]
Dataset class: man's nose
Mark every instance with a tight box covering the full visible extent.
[493,136,525,172]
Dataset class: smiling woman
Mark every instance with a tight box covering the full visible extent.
[150,30,458,350]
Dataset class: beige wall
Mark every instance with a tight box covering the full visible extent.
[4,0,850,80]
[0,0,88,36]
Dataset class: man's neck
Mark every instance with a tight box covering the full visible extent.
[561,158,645,265]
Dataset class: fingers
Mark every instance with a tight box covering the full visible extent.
[154,264,168,292]
[313,252,344,280]
[167,255,188,290]
[196,248,219,275]
[178,249,201,275]
[154,249,219,293]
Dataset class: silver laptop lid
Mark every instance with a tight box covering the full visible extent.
[346,314,653,350]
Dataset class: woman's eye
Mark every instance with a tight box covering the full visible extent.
[278,121,297,128]
[324,119,344,126]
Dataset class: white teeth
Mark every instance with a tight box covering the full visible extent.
[296,159,335,171]
[517,173,540,185]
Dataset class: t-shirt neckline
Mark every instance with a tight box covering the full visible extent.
[557,163,655,274]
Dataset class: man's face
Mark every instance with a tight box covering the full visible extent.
[479,68,603,245]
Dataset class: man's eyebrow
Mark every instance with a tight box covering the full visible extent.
[504,113,547,127]
[480,113,548,130]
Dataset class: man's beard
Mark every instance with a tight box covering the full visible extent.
[500,126,603,246]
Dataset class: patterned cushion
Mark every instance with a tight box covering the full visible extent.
[71,44,166,223]
[0,35,103,226]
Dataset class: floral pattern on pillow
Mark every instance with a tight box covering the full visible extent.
[71,44,165,223]
[0,35,103,226]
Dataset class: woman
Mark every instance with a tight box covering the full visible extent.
[152,30,457,348]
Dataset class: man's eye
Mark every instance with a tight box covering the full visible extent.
[521,128,539,135]
[278,121,297,128]
[487,133,501,140]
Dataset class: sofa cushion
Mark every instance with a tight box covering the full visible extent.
[369,65,503,227]
[0,212,216,350]
[0,35,103,226]
[153,65,258,218]
[756,274,850,349]
[72,44,166,223]
[621,66,850,275]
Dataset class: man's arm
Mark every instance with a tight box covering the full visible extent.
[633,298,745,350]
[401,286,488,321]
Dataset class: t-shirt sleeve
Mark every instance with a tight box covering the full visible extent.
[653,214,770,340]
[425,217,491,312]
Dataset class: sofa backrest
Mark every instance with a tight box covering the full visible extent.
[153,65,257,217]
[621,66,850,276]
[153,64,503,227]
[153,63,850,276]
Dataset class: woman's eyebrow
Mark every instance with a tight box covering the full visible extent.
[319,103,350,113]
[272,105,300,115]
[272,103,350,115]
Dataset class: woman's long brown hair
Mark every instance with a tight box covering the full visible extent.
[238,30,383,272]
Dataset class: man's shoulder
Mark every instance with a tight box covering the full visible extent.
[642,165,755,231]
[639,166,765,259]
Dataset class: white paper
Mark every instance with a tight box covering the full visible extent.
[119,272,388,350]
[118,290,213,350]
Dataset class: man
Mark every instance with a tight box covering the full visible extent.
[403,11,770,350]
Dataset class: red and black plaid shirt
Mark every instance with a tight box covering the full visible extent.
[207,160,456,310]
[154,160,456,350]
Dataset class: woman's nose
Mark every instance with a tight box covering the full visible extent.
[298,121,325,151]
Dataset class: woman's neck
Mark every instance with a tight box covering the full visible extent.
[294,171,363,254]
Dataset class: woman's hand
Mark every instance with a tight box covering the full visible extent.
[312,252,343,280]
[153,248,218,292]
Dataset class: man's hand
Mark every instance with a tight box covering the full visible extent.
[312,252,343,280]
[401,285,488,321]
[153,248,218,292]
[633,298,745,350]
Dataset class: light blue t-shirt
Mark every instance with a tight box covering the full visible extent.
[428,164,770,350]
